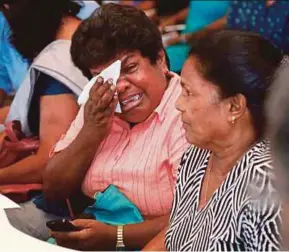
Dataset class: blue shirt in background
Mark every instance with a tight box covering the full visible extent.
[0,12,29,94]
[76,0,99,20]
[166,0,230,73]
[227,0,289,54]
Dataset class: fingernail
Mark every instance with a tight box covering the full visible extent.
[111,85,116,92]
[97,76,103,83]
[108,79,113,85]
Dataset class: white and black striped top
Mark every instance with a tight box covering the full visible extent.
[165,140,281,251]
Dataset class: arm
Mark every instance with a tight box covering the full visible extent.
[43,78,117,201]
[183,15,227,42]
[142,228,167,251]
[51,215,169,251]
[165,15,227,47]
[43,119,104,200]
[0,105,9,124]
[159,7,189,31]
[0,89,7,107]
[0,94,79,184]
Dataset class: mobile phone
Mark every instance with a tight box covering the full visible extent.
[46,219,80,232]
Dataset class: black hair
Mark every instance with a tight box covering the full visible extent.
[71,3,165,79]
[4,0,82,60]
[189,30,283,138]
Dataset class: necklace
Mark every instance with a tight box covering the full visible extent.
[204,157,213,204]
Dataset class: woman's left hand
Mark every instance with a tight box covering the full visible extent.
[50,219,116,251]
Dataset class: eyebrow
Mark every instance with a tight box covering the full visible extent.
[91,54,136,76]
[180,79,189,88]
[120,54,135,66]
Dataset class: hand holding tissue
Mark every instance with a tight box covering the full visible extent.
[78,60,122,113]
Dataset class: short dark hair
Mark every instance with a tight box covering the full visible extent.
[4,0,81,61]
[189,30,283,138]
[71,3,165,78]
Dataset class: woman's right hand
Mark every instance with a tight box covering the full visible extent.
[83,77,118,139]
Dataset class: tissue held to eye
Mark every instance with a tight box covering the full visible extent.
[78,60,122,113]
[89,51,168,124]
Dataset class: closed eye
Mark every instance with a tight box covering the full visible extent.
[122,63,138,74]
[183,87,194,96]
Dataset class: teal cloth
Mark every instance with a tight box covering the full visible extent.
[48,185,143,245]
[166,0,230,72]
[84,184,144,225]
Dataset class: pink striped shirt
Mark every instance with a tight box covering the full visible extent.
[54,74,189,217]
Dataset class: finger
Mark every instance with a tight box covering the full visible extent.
[112,96,119,111]
[96,78,114,98]
[50,230,82,240]
[71,219,94,228]
[102,96,119,116]
[89,76,104,99]
[102,107,113,117]
[89,79,111,103]
[98,87,116,110]
[90,83,111,103]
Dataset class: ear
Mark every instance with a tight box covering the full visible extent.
[227,94,247,124]
[157,50,169,74]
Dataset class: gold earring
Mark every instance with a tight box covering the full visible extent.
[231,116,236,125]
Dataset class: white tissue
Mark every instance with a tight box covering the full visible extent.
[77,60,122,113]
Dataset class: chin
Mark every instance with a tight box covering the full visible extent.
[185,132,205,148]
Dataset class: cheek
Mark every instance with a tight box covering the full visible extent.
[186,104,220,134]
[144,83,166,107]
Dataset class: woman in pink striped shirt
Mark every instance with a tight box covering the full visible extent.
[6,3,189,250]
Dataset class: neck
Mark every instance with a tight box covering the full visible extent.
[209,122,257,176]
[56,15,81,40]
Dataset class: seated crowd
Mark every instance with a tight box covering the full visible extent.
[0,0,289,251]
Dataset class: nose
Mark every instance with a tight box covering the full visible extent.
[175,95,184,112]
[116,76,131,94]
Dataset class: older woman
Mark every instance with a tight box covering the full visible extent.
[6,3,189,250]
[144,30,283,251]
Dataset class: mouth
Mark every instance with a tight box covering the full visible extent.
[120,93,143,112]
[182,120,190,129]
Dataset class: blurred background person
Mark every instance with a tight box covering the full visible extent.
[0,2,28,107]
[0,0,98,109]
[0,0,89,187]
[120,0,190,25]
[120,0,228,73]
[165,0,289,73]
[164,0,229,73]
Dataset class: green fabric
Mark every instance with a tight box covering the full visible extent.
[84,184,144,225]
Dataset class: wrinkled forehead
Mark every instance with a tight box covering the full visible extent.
[181,57,221,98]
[89,51,141,76]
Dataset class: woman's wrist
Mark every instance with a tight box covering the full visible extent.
[78,124,106,147]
